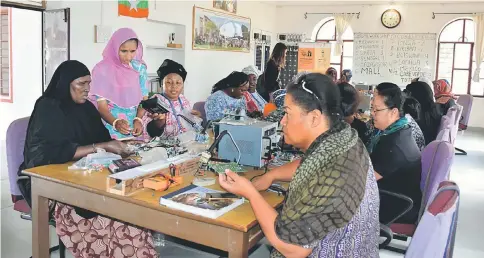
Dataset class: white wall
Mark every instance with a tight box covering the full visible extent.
[46,0,277,103]
[275,2,484,128]
[0,8,42,141]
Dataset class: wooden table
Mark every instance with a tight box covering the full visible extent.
[25,164,284,258]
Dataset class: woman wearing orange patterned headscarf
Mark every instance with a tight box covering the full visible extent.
[433,79,457,116]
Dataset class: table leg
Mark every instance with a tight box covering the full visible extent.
[31,186,50,258]
[227,230,249,258]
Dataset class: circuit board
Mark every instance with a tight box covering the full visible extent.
[208,162,247,174]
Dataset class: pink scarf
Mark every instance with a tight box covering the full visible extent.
[434,79,457,105]
[90,28,145,108]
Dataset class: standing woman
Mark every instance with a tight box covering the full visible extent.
[90,28,153,140]
[433,79,457,116]
[205,71,249,121]
[259,42,287,102]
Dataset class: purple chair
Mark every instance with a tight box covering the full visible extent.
[6,117,65,257]
[437,116,452,143]
[456,95,473,155]
[405,181,460,258]
[192,101,206,126]
[457,94,473,130]
[443,106,458,144]
[6,117,30,212]
[381,140,454,253]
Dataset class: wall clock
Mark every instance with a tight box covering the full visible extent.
[381,9,401,29]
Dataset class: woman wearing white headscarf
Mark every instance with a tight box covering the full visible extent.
[242,65,267,111]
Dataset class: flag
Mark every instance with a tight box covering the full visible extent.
[118,0,149,18]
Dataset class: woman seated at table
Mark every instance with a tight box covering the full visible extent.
[146,59,201,138]
[433,79,457,116]
[338,82,370,144]
[219,73,380,257]
[405,81,442,144]
[368,83,422,225]
[242,65,267,112]
[403,96,426,150]
[205,71,249,121]
[18,60,157,257]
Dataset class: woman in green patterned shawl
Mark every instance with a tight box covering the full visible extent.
[219,73,380,257]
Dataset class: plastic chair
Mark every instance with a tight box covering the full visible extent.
[437,116,452,143]
[456,95,473,155]
[192,101,207,126]
[404,181,460,258]
[6,117,65,258]
[380,140,454,254]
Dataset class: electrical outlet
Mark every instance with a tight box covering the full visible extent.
[94,25,112,43]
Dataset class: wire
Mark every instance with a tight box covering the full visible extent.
[226,131,241,164]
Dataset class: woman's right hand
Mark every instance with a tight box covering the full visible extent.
[103,140,133,157]
[114,119,131,135]
[252,173,274,191]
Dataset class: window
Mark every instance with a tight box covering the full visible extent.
[315,18,354,78]
[437,18,484,96]
[1,7,11,101]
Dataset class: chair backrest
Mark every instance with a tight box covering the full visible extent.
[443,106,458,144]
[451,105,463,143]
[456,94,473,129]
[192,101,207,126]
[437,115,453,143]
[405,181,460,258]
[5,117,30,197]
[419,140,454,219]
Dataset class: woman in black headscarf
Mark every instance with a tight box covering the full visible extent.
[204,71,249,121]
[18,60,157,257]
[405,81,442,145]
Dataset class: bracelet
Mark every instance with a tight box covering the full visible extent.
[112,119,120,132]
[133,117,143,124]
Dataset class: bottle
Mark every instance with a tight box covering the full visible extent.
[152,231,165,248]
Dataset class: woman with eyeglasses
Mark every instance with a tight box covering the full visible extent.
[368,83,422,225]
[145,59,201,138]
[218,73,379,258]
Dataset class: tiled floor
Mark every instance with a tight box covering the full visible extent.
[1,129,484,257]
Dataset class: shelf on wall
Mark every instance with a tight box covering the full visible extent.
[146,45,184,51]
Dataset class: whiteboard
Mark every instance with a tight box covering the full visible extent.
[353,33,437,86]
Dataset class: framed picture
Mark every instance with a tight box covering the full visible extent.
[192,6,250,53]
[213,0,237,14]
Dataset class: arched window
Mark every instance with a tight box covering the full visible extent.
[315,18,354,78]
[436,18,484,96]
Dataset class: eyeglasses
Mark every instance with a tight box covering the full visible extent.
[301,80,319,100]
[370,107,391,114]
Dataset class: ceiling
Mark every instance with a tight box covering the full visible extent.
[263,0,483,6]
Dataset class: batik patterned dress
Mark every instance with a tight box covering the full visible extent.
[54,203,158,258]
[205,90,246,121]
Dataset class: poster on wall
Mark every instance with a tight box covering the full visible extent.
[192,6,250,52]
[213,0,237,14]
[118,0,149,18]
[297,43,331,74]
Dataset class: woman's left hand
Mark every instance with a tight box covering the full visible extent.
[191,110,202,118]
[218,170,257,199]
[132,119,144,136]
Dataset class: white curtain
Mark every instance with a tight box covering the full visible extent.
[472,13,484,82]
[333,13,355,56]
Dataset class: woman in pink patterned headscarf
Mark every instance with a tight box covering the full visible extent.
[90,28,162,140]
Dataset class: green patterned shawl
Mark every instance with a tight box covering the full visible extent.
[274,122,369,248]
